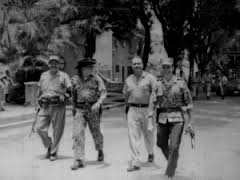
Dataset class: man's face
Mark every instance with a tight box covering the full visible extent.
[162,64,173,75]
[48,60,59,73]
[132,58,143,74]
[82,66,94,77]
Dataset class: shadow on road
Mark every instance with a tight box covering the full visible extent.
[37,154,73,160]
[149,174,193,180]
[85,160,111,169]
[140,161,162,169]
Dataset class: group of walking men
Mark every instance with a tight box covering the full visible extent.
[34,54,194,179]
[192,69,227,100]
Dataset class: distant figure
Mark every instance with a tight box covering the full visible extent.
[180,70,187,82]
[0,80,4,111]
[192,72,201,100]
[216,70,227,100]
[202,68,213,100]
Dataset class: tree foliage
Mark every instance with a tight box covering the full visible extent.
[0,0,142,63]
[151,0,240,75]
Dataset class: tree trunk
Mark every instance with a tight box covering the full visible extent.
[139,0,150,69]
[84,28,96,58]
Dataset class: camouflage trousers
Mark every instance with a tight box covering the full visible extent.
[72,109,103,160]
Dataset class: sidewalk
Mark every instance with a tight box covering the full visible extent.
[0,103,125,129]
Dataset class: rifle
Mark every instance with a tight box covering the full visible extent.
[185,126,195,149]
[29,107,40,138]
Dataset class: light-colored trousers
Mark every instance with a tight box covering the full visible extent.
[72,109,103,160]
[192,83,200,98]
[36,105,66,154]
[127,107,155,166]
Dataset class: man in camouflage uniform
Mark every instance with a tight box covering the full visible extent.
[148,57,194,178]
[71,57,107,170]
[123,56,157,172]
[36,55,71,161]
[202,68,213,100]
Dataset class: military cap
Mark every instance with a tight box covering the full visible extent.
[161,57,173,66]
[48,55,60,64]
[75,57,97,69]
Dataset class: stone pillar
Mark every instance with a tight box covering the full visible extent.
[24,81,39,108]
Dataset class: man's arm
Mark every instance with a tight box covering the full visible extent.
[96,75,107,105]
[181,80,194,125]
[148,80,162,116]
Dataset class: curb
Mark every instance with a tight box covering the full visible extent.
[0,103,125,129]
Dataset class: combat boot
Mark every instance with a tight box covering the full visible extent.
[71,159,84,170]
[97,150,104,161]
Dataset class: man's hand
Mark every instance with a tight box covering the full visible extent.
[59,94,65,102]
[91,102,101,113]
[72,108,77,117]
[185,122,195,137]
[147,115,154,131]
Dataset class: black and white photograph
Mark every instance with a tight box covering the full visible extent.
[0,0,240,179]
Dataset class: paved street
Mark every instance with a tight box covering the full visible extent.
[0,96,240,180]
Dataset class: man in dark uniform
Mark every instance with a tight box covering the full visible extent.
[71,57,107,170]
[148,57,194,178]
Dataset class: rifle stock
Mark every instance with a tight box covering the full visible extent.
[29,107,40,137]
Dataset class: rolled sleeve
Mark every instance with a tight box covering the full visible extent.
[97,75,107,104]
[64,73,72,88]
[148,81,162,115]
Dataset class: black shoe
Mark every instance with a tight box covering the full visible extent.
[71,160,84,170]
[127,165,140,172]
[222,95,224,100]
[148,154,154,162]
[50,153,57,161]
[207,96,210,100]
[97,150,104,161]
[44,147,51,159]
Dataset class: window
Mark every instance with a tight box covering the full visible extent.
[115,65,120,73]
[127,66,133,75]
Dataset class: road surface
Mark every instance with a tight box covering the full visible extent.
[0,97,240,180]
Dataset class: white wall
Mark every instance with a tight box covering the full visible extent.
[93,30,113,79]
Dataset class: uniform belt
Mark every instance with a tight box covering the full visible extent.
[76,102,94,109]
[129,103,149,108]
[39,96,61,108]
[157,107,182,113]
[49,97,61,105]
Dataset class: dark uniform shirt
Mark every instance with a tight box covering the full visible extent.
[71,74,107,105]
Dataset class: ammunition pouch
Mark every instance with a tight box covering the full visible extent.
[76,102,94,110]
[156,107,182,123]
[38,96,61,108]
